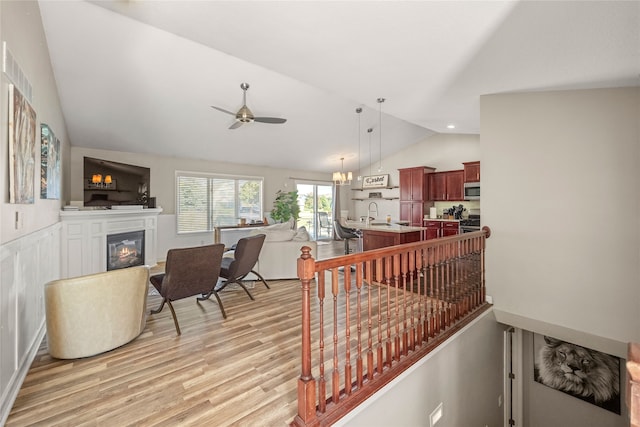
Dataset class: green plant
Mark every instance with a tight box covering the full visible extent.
[271,190,300,224]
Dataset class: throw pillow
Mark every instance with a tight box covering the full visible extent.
[263,229,296,242]
[263,219,295,231]
[293,226,310,241]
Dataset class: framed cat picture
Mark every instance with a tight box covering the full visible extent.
[533,333,621,414]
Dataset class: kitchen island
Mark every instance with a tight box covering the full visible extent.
[345,221,426,251]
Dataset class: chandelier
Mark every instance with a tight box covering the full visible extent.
[333,157,352,186]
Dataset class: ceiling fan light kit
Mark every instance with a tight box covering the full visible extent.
[211,82,287,129]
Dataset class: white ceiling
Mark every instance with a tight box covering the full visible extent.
[38,1,640,175]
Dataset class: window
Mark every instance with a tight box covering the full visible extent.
[176,172,263,233]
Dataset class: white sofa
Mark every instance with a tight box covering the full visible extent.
[246,223,317,280]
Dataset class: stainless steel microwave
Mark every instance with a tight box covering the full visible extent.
[464,182,480,200]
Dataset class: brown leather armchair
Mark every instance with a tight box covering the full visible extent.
[150,244,225,334]
[199,234,268,318]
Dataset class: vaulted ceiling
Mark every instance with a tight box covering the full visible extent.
[38,1,639,175]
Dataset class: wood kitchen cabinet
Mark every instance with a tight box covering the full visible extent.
[442,221,460,237]
[463,161,480,182]
[399,166,433,201]
[424,220,441,240]
[399,166,435,227]
[424,220,459,239]
[400,202,424,228]
[428,170,464,201]
[362,228,422,251]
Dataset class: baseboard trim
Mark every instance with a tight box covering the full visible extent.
[0,321,46,426]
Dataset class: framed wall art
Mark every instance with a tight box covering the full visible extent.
[533,333,620,414]
[8,84,37,204]
[40,123,61,199]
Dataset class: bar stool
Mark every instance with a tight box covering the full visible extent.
[334,220,362,255]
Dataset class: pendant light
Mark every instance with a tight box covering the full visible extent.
[367,127,373,177]
[356,107,362,181]
[377,98,385,172]
[332,157,352,186]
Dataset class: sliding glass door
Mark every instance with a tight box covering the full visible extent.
[296,182,333,240]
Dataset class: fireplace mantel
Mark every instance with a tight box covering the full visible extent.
[60,208,162,278]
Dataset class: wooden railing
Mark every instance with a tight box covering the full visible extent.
[291,227,492,427]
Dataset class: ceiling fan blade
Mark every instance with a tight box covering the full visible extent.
[254,117,287,124]
[229,120,244,130]
[211,106,236,116]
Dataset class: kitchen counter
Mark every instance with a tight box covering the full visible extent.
[423,218,462,223]
[344,221,426,251]
[345,221,426,234]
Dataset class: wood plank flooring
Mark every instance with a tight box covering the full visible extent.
[6,240,344,427]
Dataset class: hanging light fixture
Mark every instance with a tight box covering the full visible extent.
[356,107,363,181]
[332,157,352,186]
[367,127,374,177]
[377,98,385,172]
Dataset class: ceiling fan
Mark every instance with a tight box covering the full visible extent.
[211,83,287,129]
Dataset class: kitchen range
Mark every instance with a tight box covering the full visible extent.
[460,208,480,233]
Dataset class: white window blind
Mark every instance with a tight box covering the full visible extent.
[176,172,263,234]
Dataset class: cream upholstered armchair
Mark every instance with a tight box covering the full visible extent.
[44,266,149,359]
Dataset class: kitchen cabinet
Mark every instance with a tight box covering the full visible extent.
[362,228,422,251]
[428,170,464,201]
[399,167,431,201]
[424,220,460,239]
[442,221,460,237]
[424,221,441,240]
[399,166,435,227]
[400,202,424,228]
[463,161,480,183]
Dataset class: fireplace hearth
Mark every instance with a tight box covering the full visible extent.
[107,230,145,271]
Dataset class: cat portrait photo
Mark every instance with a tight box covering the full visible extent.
[533,334,620,414]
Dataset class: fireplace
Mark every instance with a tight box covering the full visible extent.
[107,230,145,271]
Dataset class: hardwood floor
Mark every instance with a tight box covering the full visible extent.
[6,239,344,427]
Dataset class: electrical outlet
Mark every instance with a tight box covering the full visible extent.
[15,211,21,230]
[429,402,443,426]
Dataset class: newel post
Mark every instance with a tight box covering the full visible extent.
[291,246,318,427]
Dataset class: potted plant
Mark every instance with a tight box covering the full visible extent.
[270,190,300,227]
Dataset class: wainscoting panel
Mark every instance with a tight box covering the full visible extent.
[0,223,61,426]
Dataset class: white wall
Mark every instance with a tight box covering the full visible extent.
[0,2,69,423]
[70,146,333,259]
[349,133,480,221]
[338,310,507,427]
[481,87,640,349]
[0,1,69,246]
[70,146,331,215]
